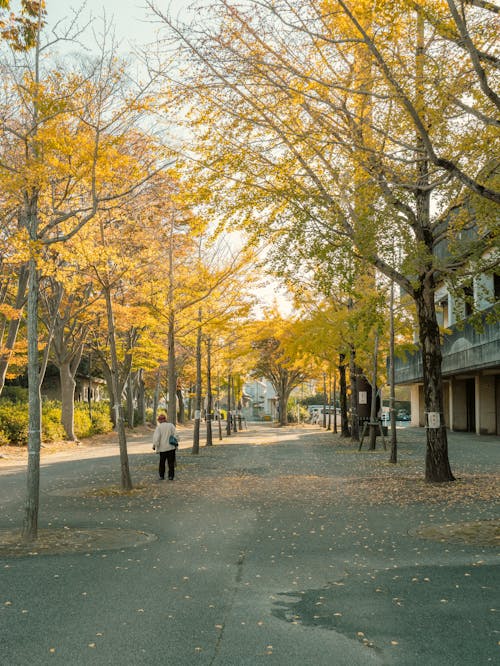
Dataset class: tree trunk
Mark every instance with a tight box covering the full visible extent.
[226,372,232,435]
[233,375,241,430]
[349,346,360,441]
[415,280,455,482]
[166,210,177,425]
[167,311,177,425]
[104,284,132,490]
[216,376,223,440]
[322,373,327,428]
[412,8,453,482]
[278,375,289,426]
[100,363,116,427]
[333,374,338,434]
[368,331,379,450]
[389,278,397,463]
[176,384,184,424]
[60,361,77,441]
[206,336,213,446]
[339,353,349,437]
[327,372,332,431]
[152,368,161,424]
[126,372,134,428]
[192,309,202,455]
[137,368,145,425]
[22,254,41,542]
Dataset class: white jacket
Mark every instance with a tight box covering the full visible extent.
[153,421,177,452]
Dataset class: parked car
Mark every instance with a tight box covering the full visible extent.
[397,409,411,421]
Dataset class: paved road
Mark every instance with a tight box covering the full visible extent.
[0,423,499,665]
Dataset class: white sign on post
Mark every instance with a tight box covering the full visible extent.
[194,410,201,420]
[427,412,440,428]
[359,391,367,405]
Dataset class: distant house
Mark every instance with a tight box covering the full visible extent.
[41,364,107,403]
[75,375,107,403]
[394,273,500,435]
[241,378,277,421]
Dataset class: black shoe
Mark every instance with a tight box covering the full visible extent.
[168,476,174,480]
[159,476,165,480]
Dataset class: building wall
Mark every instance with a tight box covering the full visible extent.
[409,384,422,427]
[451,379,468,431]
[475,273,496,311]
[443,380,450,428]
[41,374,106,404]
[497,376,500,436]
[478,375,497,435]
[395,258,499,438]
[411,373,499,435]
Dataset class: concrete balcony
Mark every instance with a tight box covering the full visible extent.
[394,306,500,384]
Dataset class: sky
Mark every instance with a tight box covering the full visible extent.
[43,0,293,315]
[47,0,189,49]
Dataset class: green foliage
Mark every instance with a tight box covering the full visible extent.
[41,401,66,442]
[287,403,309,423]
[123,405,139,428]
[0,400,28,444]
[89,402,114,436]
[0,398,113,445]
[74,404,92,438]
[74,402,113,438]
[2,386,28,402]
[302,393,328,406]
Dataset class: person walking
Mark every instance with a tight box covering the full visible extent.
[152,414,178,480]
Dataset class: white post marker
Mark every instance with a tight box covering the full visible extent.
[426,412,441,429]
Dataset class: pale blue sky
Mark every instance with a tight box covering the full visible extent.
[46,0,189,49]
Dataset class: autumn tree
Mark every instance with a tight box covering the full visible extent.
[247,312,309,426]
[0,6,166,537]
[151,0,498,482]
[36,254,96,440]
[144,172,258,447]
[0,0,47,394]
[73,180,173,490]
[0,233,29,394]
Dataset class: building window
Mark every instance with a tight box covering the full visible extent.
[437,297,449,328]
[494,273,500,302]
[463,285,474,317]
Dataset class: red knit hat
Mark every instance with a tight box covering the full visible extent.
[158,414,166,422]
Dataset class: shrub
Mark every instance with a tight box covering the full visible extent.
[41,401,65,442]
[75,402,113,436]
[2,386,28,403]
[0,398,113,445]
[74,404,93,439]
[0,401,28,444]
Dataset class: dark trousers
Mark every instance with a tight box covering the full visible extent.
[159,450,176,479]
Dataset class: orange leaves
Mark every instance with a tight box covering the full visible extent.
[0,303,21,320]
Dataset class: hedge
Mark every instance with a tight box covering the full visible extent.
[0,400,113,446]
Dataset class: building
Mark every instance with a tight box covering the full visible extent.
[394,273,500,435]
[241,378,277,421]
[41,364,107,404]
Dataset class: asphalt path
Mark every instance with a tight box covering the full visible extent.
[0,423,499,665]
